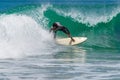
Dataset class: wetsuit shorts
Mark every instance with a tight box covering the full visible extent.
[61,27,70,34]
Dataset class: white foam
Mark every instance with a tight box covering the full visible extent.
[27,4,52,28]
[0,14,54,59]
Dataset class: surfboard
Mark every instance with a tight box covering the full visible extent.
[56,37,87,46]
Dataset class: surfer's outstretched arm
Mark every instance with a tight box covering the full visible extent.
[49,27,54,32]
[49,27,57,39]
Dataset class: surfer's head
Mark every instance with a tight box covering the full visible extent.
[52,22,62,28]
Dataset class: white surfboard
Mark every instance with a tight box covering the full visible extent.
[56,37,87,46]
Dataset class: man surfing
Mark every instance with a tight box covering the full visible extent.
[50,22,75,44]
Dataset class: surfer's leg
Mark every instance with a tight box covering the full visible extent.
[68,34,75,42]
[62,28,75,44]
[69,38,73,45]
[62,28,71,38]
[62,28,70,34]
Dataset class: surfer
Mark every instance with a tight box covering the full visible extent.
[50,22,75,44]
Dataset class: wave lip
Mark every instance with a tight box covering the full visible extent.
[52,5,120,26]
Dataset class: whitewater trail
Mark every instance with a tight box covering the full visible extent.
[0,14,55,59]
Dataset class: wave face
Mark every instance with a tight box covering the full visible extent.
[43,4,120,49]
[0,3,120,58]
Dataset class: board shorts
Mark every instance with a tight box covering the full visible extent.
[61,27,70,35]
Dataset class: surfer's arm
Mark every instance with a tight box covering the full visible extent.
[54,31,57,38]
[50,26,59,32]
[49,27,57,38]
[49,27,54,32]
[49,28,52,32]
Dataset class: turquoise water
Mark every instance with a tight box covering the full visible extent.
[0,1,120,80]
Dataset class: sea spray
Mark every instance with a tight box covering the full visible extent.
[0,14,54,59]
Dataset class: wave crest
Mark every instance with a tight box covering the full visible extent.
[53,5,120,26]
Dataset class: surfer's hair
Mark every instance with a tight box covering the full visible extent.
[53,22,62,27]
[53,23,58,27]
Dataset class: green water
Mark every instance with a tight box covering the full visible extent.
[0,2,120,80]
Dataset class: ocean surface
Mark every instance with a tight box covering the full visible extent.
[0,0,120,80]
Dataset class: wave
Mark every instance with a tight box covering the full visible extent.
[4,4,120,27]
[0,14,56,59]
[43,4,120,48]
[52,4,120,27]
[0,3,119,57]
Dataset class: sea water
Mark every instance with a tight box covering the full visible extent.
[0,0,120,80]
